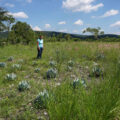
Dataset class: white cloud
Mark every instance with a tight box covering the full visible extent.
[110,21,120,27]
[59,29,67,32]
[5,3,14,7]
[45,24,51,28]
[58,21,66,25]
[8,12,28,19]
[62,0,104,13]
[102,9,119,17]
[33,26,41,31]
[26,0,32,3]
[74,19,83,26]
[73,30,78,33]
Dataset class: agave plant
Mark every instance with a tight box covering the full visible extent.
[90,64,103,77]
[67,66,72,72]
[8,56,14,61]
[0,62,6,68]
[96,53,105,60]
[12,64,21,70]
[18,59,24,63]
[34,89,49,109]
[5,73,17,81]
[68,60,74,67]
[18,81,30,91]
[49,61,56,68]
[35,68,40,73]
[73,78,87,89]
[32,61,38,66]
[46,68,57,79]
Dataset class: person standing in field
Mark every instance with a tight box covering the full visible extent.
[37,35,44,59]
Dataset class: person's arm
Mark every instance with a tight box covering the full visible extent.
[37,41,40,50]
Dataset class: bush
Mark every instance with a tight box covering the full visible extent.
[72,78,87,89]
[18,81,30,91]
[34,89,49,109]
[34,68,40,73]
[0,62,6,67]
[46,68,57,79]
[5,73,17,81]
[8,56,14,61]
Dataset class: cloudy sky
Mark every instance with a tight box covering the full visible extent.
[0,0,120,34]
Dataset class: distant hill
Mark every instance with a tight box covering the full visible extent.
[0,31,119,39]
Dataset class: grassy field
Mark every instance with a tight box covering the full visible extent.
[0,42,120,120]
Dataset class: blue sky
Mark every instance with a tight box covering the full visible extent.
[0,0,120,35]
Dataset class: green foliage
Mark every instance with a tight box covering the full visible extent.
[9,21,36,44]
[0,7,15,32]
[83,27,104,39]
[18,81,30,91]
[34,90,49,109]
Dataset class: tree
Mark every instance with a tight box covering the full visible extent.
[6,15,15,32]
[57,33,63,41]
[64,34,71,41]
[10,21,36,44]
[0,7,15,32]
[83,27,104,39]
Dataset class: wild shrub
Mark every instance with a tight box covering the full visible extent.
[46,68,57,79]
[49,61,56,68]
[72,78,87,89]
[5,73,17,81]
[8,56,14,61]
[12,64,21,70]
[18,81,30,91]
[34,68,40,73]
[34,89,49,109]
[0,62,6,67]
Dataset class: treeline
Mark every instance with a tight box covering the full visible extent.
[0,7,120,46]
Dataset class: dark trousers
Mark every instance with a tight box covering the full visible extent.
[37,48,43,59]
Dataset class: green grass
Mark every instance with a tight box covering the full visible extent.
[0,42,120,120]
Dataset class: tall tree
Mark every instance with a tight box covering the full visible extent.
[83,27,104,39]
[10,21,36,44]
[0,7,15,32]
